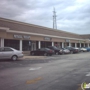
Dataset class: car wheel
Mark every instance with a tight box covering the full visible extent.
[81,50,83,52]
[31,52,34,56]
[11,55,18,61]
[62,51,65,55]
[56,52,59,55]
[44,53,47,56]
[49,54,52,56]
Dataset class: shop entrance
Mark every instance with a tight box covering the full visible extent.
[65,42,69,47]
[77,43,80,47]
[22,40,36,51]
[85,43,88,47]
[71,43,75,47]
[81,43,84,47]
[54,42,61,48]
[31,42,36,51]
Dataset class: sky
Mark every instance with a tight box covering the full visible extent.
[0,0,90,34]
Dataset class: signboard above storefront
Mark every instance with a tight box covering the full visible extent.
[78,40,85,43]
[23,35,30,39]
[65,39,70,42]
[14,34,30,39]
[44,37,52,41]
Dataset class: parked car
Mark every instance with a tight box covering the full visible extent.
[59,48,70,55]
[30,48,54,56]
[0,47,23,61]
[65,46,79,54]
[47,46,60,55]
[80,47,87,52]
[86,47,90,52]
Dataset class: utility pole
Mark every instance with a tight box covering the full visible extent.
[53,7,57,29]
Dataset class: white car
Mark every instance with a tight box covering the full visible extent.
[0,47,23,60]
[59,48,70,54]
[63,49,70,54]
[80,48,87,52]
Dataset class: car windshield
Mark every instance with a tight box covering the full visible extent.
[45,48,51,50]
[53,46,59,49]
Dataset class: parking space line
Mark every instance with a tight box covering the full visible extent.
[29,67,42,70]
[86,72,90,76]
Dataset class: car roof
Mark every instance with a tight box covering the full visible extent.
[0,47,17,50]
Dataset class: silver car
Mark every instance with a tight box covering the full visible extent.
[0,47,23,61]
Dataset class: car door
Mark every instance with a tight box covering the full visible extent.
[0,48,3,59]
[40,48,45,55]
[2,47,14,59]
[35,49,40,55]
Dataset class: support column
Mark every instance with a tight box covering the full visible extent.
[69,42,71,47]
[38,41,41,49]
[84,43,85,47]
[75,43,77,47]
[88,43,89,47]
[1,38,4,47]
[52,42,54,46]
[20,40,22,51]
[62,42,64,48]
[80,43,81,48]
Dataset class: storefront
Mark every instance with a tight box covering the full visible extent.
[0,17,90,53]
[77,43,80,47]
[0,29,90,52]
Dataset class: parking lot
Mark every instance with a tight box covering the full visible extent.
[0,52,90,90]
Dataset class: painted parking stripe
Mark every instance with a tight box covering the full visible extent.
[29,67,42,70]
[86,72,90,76]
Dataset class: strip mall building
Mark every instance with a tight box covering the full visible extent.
[0,18,90,53]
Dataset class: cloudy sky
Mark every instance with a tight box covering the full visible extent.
[0,0,90,34]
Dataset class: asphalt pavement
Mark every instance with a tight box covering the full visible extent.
[0,52,90,90]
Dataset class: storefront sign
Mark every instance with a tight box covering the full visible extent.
[14,35,30,39]
[14,35,22,39]
[79,40,85,43]
[44,37,52,41]
[65,39,70,42]
[23,35,30,39]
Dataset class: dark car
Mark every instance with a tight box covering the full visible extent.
[65,46,79,54]
[30,48,54,56]
[47,46,60,55]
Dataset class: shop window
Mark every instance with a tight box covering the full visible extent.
[4,47,13,51]
[4,39,19,50]
[41,41,52,48]
[22,40,30,51]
